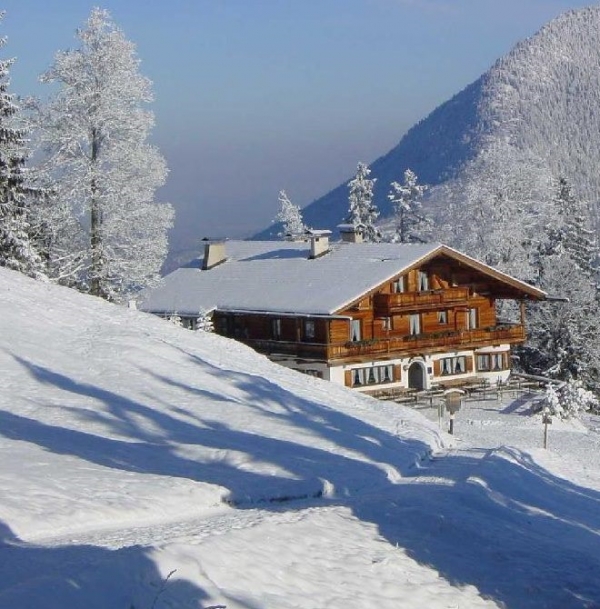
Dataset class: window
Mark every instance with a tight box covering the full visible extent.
[418,271,429,291]
[304,320,315,340]
[477,354,491,371]
[492,353,504,370]
[351,364,394,387]
[409,314,420,335]
[233,317,245,338]
[351,319,362,342]
[181,317,196,330]
[392,276,405,293]
[440,356,467,376]
[382,317,392,331]
[466,308,478,330]
[437,310,448,324]
[271,318,282,339]
[478,353,504,371]
[304,369,322,378]
[353,368,365,386]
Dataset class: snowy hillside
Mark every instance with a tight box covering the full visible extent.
[257,5,600,237]
[2,268,600,608]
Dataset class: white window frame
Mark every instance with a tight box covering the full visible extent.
[437,310,448,324]
[271,318,282,339]
[409,314,420,335]
[418,271,429,291]
[492,353,504,370]
[440,356,467,376]
[477,354,491,371]
[304,319,315,340]
[351,364,394,387]
[350,319,362,342]
[392,276,405,293]
[382,317,392,331]
[466,308,478,330]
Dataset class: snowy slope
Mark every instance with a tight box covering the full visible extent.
[2,268,600,608]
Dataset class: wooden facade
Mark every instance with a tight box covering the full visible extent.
[210,251,543,391]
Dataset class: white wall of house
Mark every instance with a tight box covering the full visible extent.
[271,346,512,390]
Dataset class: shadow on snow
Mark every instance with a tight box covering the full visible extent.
[5,353,600,608]
[0,521,213,609]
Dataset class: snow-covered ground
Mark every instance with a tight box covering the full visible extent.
[1,268,599,608]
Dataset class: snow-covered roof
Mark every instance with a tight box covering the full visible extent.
[139,240,545,316]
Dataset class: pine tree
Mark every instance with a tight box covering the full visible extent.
[275,190,306,240]
[31,8,173,301]
[0,16,42,277]
[523,186,600,393]
[387,168,429,243]
[548,177,598,278]
[346,162,380,242]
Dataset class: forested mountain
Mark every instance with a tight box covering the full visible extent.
[256,5,600,238]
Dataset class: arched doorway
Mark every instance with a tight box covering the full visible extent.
[408,362,425,390]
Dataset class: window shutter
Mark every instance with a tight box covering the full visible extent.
[344,370,353,387]
[393,365,402,381]
[433,360,441,376]
[466,356,474,373]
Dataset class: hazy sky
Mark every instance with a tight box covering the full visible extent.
[2,0,595,254]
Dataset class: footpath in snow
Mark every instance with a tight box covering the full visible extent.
[7,392,600,609]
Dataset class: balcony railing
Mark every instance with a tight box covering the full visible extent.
[329,324,525,360]
[244,323,525,363]
[373,287,471,315]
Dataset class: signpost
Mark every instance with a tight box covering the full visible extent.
[444,390,464,435]
[542,407,553,449]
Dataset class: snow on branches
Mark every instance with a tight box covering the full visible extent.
[0,15,43,278]
[387,168,429,243]
[275,190,306,240]
[346,162,380,243]
[30,8,173,301]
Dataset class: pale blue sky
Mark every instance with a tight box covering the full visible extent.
[2,0,595,251]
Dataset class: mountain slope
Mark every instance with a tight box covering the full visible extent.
[257,6,600,238]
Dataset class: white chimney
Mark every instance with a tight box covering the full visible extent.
[307,229,332,259]
[202,239,227,270]
[338,223,364,243]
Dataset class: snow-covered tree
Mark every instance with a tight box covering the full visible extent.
[346,162,380,242]
[167,313,183,327]
[275,190,306,240]
[520,174,600,392]
[30,8,173,301]
[387,168,429,243]
[545,177,598,278]
[435,141,552,281]
[0,16,42,277]
[196,309,214,333]
[542,381,599,419]
[523,235,600,391]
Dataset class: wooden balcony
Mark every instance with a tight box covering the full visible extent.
[329,324,525,361]
[373,287,471,315]
[244,324,525,363]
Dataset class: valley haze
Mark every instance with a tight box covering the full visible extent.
[0,0,593,262]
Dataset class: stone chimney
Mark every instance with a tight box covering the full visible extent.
[307,229,331,259]
[338,223,364,243]
[202,239,227,270]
